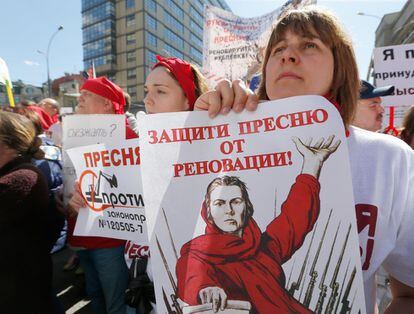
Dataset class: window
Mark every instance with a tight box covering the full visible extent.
[190,19,203,36]
[146,32,157,47]
[125,0,135,9]
[82,0,106,11]
[126,33,135,45]
[164,11,183,34]
[164,29,183,49]
[146,14,157,30]
[145,0,156,12]
[127,68,136,79]
[127,86,137,97]
[164,43,184,59]
[127,51,136,62]
[146,50,157,67]
[190,32,202,47]
[190,5,203,21]
[190,46,202,61]
[83,20,113,44]
[126,14,135,27]
[84,37,113,59]
[82,2,115,27]
[193,0,204,12]
[166,0,183,19]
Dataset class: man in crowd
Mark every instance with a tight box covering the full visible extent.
[39,98,60,123]
[352,80,394,132]
[67,76,136,314]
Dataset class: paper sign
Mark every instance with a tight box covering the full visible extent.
[139,96,366,313]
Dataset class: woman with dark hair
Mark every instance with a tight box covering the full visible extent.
[400,106,414,149]
[0,111,53,312]
[195,6,414,313]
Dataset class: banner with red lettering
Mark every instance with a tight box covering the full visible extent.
[66,139,147,241]
[202,0,316,88]
[139,96,366,313]
[374,43,414,130]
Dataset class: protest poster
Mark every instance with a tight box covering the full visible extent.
[62,114,125,206]
[374,43,414,130]
[202,0,315,88]
[66,139,147,242]
[139,96,366,313]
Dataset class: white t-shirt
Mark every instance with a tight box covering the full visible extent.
[348,126,414,313]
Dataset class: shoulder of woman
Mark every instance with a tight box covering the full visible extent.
[0,165,42,196]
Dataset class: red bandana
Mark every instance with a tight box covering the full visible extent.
[152,56,196,110]
[80,77,125,114]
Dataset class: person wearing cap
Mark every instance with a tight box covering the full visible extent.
[68,76,137,314]
[39,98,60,124]
[352,80,395,132]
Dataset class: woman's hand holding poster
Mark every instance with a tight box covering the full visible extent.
[139,96,366,314]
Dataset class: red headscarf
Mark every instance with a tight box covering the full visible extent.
[152,56,196,110]
[80,77,125,114]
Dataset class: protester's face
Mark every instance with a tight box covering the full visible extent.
[353,97,384,131]
[265,30,334,100]
[209,185,246,235]
[39,99,58,117]
[76,90,113,114]
[144,66,189,114]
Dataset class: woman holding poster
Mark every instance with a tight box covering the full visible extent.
[195,6,414,314]
[125,56,208,313]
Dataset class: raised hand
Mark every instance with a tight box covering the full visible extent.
[199,286,228,313]
[292,135,341,179]
[194,79,258,118]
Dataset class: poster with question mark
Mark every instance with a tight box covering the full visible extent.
[62,114,126,206]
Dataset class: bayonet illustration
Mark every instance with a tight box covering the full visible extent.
[288,223,318,296]
[303,209,333,307]
[315,222,340,313]
[156,236,182,314]
[162,207,179,260]
[340,266,357,314]
[326,224,351,313]
[334,260,351,314]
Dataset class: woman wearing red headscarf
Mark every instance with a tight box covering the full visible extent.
[123,56,208,314]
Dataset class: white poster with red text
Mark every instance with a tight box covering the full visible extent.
[374,43,414,130]
[66,139,147,242]
[139,96,365,314]
[202,0,316,88]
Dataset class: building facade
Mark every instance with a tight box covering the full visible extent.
[81,0,231,111]
[375,0,414,47]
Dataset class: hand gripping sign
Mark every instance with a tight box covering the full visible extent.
[67,139,147,242]
[138,96,366,314]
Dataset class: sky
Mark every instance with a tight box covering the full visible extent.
[0,0,406,87]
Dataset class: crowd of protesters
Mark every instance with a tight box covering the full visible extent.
[1,5,414,314]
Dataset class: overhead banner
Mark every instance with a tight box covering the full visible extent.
[139,96,366,314]
[374,43,414,130]
[66,139,147,242]
[62,114,125,205]
[202,0,316,88]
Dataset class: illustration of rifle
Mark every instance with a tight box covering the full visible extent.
[162,207,179,260]
[303,209,333,307]
[288,223,318,296]
[325,224,351,313]
[314,222,340,313]
[162,288,174,314]
[334,260,350,314]
[286,259,296,289]
[156,236,182,314]
[339,266,357,314]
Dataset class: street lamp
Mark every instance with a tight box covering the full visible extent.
[357,12,382,20]
[38,25,64,97]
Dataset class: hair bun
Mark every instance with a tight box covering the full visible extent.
[26,136,44,159]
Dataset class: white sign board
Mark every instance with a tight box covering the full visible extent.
[374,43,414,129]
[139,96,366,314]
[62,114,125,205]
[66,139,147,242]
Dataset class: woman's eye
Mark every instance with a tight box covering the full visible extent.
[273,47,284,54]
[305,42,317,49]
[157,90,166,94]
